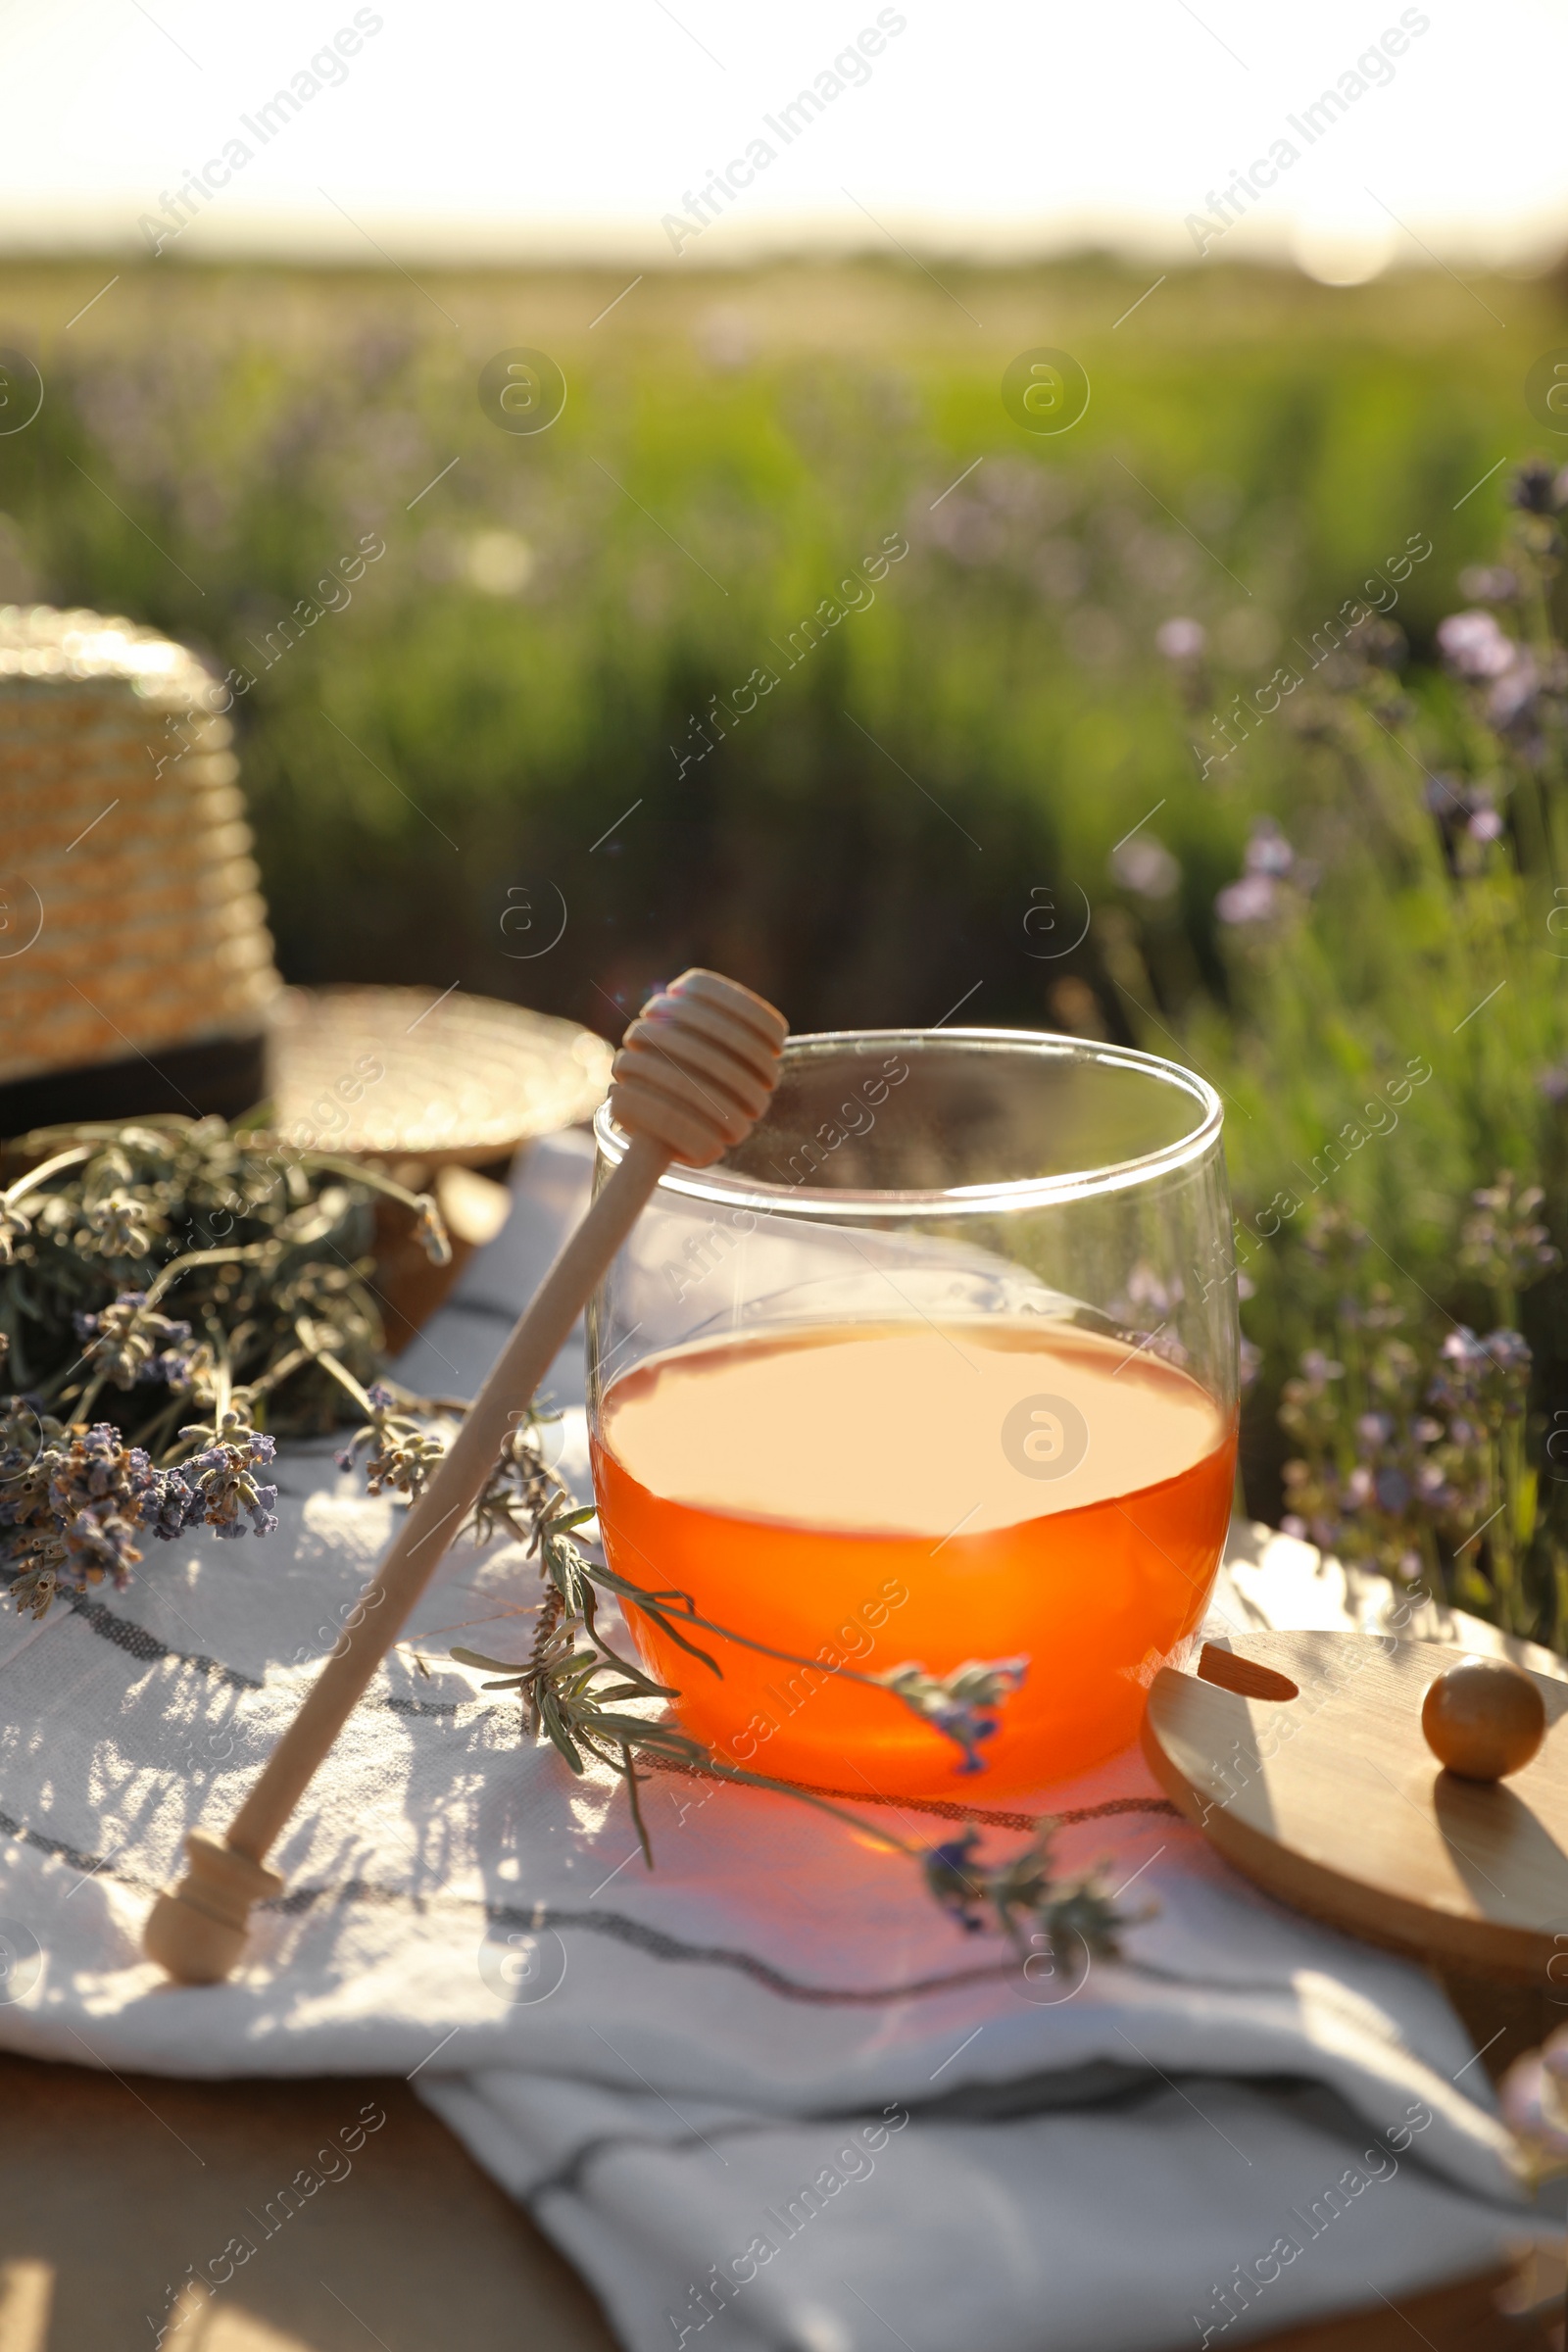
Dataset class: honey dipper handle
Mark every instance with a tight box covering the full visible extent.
[144,966,788,1982]
[227,1130,667,1862]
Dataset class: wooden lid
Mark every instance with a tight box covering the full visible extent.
[254,985,612,1165]
[1142,1628,1568,1980]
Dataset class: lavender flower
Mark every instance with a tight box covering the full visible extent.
[1436,610,1517,682]
[74,1294,199,1390]
[413,1195,453,1267]
[922,1823,1141,1967]
[1215,873,1278,927]
[876,1656,1029,1774]
[1155,616,1205,662]
[54,1496,144,1587]
[1243,817,1296,878]
[465,1414,566,1550]
[1508,459,1561,516]
[1488,647,1541,729]
[1110,837,1181,900]
[1215,819,1311,927]
[1428,1325,1491,1410]
[1457,1175,1560,1303]
[1483,1327,1534,1378]
[81,1190,160,1260]
[1471,804,1504,844]
[925,1832,989,1933]
[136,1460,195,1541]
[1279,1336,1456,1578]
[176,1411,278,1539]
[1279,1351,1345,1456]
[1457,564,1519,604]
[335,1383,446,1500]
[1,1418,198,1618]
[0,1401,65,1535]
[1428,1324,1531,1435]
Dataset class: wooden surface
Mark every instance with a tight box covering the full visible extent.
[0,2054,616,2352]
[0,2053,1553,2351]
[1142,1630,1568,1980]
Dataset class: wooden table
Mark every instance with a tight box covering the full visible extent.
[0,2053,1557,2352]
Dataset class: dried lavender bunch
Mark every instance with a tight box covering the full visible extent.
[0,1407,191,1619]
[0,1115,452,1617]
[0,1116,449,1440]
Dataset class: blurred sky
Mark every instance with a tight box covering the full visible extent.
[0,0,1562,280]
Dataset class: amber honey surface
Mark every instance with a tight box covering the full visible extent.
[593,1318,1236,1797]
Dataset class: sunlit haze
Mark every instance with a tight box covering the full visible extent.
[0,0,1562,277]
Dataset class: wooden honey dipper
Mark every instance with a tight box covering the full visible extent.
[144,969,788,1984]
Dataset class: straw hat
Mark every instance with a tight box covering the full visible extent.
[0,606,612,1161]
[258,984,612,1167]
[0,603,277,1130]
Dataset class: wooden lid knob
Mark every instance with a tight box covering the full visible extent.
[607,968,788,1167]
[1421,1653,1546,1783]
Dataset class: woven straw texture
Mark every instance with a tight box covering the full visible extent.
[259,984,613,1164]
[0,604,279,1087]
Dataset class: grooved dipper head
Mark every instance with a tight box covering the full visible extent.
[607,969,788,1166]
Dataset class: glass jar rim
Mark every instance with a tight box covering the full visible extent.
[593,1025,1223,1219]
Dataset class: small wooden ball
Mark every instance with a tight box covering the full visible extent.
[1421,1654,1546,1783]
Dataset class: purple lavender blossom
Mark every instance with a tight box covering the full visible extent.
[1488,649,1541,729]
[1215,819,1311,927]
[1483,1328,1533,1377]
[176,1417,279,1539]
[1155,617,1205,662]
[1509,460,1561,516]
[74,1294,199,1389]
[877,1657,1030,1775]
[1436,611,1517,681]
[1110,837,1181,900]
[1244,817,1296,878]
[1215,873,1278,927]
[1457,564,1519,604]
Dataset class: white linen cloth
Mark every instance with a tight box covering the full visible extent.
[0,1130,1551,2352]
